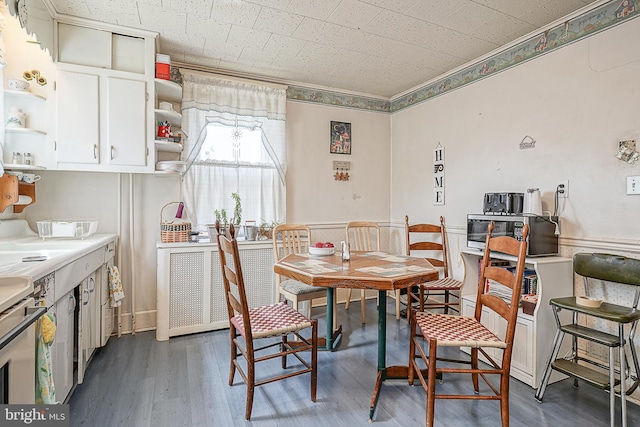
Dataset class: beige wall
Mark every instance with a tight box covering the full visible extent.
[390,17,640,243]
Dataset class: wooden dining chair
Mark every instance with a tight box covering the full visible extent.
[215,222,318,420]
[344,221,400,322]
[408,222,529,427]
[405,215,462,320]
[273,224,337,326]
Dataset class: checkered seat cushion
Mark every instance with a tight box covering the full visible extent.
[281,279,326,295]
[420,277,462,290]
[230,302,314,339]
[416,312,506,349]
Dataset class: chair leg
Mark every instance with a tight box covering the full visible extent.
[419,287,425,312]
[361,290,366,323]
[471,348,479,392]
[500,368,510,427]
[228,329,237,386]
[426,338,437,427]
[444,291,450,314]
[345,288,352,309]
[311,319,318,402]
[245,352,255,420]
[395,290,401,320]
[282,335,288,369]
[408,313,417,385]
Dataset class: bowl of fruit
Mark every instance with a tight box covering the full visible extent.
[309,242,335,256]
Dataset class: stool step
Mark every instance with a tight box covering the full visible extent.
[552,359,620,390]
[560,324,621,347]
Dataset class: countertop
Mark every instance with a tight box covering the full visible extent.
[0,234,118,280]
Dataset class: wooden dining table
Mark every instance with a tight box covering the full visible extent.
[273,250,438,421]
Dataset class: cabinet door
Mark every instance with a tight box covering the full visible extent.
[57,69,100,164]
[497,314,534,377]
[77,272,97,385]
[51,291,76,402]
[105,76,147,166]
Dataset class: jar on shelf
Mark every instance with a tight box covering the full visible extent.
[12,152,22,164]
[23,152,32,165]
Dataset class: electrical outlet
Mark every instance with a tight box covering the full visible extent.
[628,176,640,195]
[557,180,569,198]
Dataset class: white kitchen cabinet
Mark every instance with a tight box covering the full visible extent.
[77,270,98,385]
[56,65,151,172]
[460,249,573,388]
[51,290,76,403]
[156,241,275,341]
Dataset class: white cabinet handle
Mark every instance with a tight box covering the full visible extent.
[110,145,114,160]
[93,144,98,159]
[68,294,76,314]
[83,288,90,305]
[89,277,95,293]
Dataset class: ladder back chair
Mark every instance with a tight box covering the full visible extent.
[535,253,640,427]
[405,215,462,320]
[273,224,337,326]
[344,222,397,322]
[215,222,318,420]
[408,222,529,427]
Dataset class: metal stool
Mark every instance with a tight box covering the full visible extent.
[535,253,640,427]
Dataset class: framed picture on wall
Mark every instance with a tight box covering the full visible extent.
[330,121,351,155]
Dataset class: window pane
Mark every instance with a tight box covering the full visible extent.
[198,124,262,164]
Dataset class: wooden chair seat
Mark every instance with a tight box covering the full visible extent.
[416,312,505,349]
[421,277,463,291]
[230,301,314,339]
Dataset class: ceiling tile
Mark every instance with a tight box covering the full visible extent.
[520,0,594,27]
[291,17,344,44]
[359,0,421,14]
[263,34,308,57]
[286,0,342,20]
[326,0,382,29]
[471,14,538,45]
[253,7,304,36]
[227,25,271,49]
[405,0,470,25]
[186,16,231,42]
[209,0,262,26]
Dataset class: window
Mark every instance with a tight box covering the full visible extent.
[180,72,287,234]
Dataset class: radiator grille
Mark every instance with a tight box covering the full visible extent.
[169,251,205,329]
[160,244,275,336]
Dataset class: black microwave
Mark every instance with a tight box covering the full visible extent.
[467,214,558,257]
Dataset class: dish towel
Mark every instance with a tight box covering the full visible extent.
[108,265,125,308]
[35,310,57,404]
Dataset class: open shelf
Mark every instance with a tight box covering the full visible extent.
[155,140,183,153]
[6,127,46,135]
[155,78,182,103]
[3,164,46,171]
[154,109,182,127]
[5,89,46,100]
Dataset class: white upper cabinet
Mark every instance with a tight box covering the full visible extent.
[53,20,155,173]
[56,69,100,164]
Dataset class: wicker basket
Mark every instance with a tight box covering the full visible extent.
[160,202,192,243]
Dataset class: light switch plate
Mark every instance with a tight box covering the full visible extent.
[627,176,640,195]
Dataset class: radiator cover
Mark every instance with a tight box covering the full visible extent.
[156,241,274,340]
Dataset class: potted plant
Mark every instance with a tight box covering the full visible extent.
[231,192,242,226]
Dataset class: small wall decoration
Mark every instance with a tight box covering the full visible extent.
[433,143,444,205]
[616,139,639,164]
[330,121,351,154]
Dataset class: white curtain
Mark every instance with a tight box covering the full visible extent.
[180,71,287,231]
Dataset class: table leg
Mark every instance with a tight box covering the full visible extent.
[368,290,418,422]
[322,287,341,352]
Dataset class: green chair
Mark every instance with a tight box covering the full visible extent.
[535,253,640,427]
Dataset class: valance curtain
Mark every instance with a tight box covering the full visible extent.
[180,71,287,231]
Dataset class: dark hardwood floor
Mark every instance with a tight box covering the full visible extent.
[69,300,640,426]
